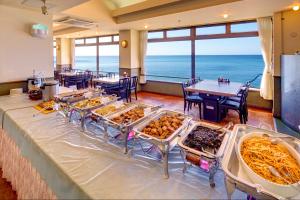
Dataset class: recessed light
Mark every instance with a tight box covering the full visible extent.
[223,14,229,19]
[144,25,148,29]
[293,5,299,11]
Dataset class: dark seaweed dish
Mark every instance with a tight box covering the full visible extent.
[184,126,225,154]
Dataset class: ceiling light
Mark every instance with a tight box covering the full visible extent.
[223,14,229,19]
[144,25,148,29]
[293,5,300,11]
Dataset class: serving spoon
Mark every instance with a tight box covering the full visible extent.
[268,166,300,191]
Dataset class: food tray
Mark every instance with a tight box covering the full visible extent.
[221,124,300,200]
[91,101,133,119]
[178,121,230,159]
[54,89,88,103]
[71,95,117,112]
[34,101,56,114]
[133,109,191,145]
[104,103,158,129]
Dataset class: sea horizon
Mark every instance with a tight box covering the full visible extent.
[72,55,263,88]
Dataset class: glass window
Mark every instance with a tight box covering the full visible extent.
[75,46,97,71]
[167,29,190,38]
[195,37,263,88]
[99,36,112,43]
[53,40,56,47]
[148,31,164,39]
[75,39,84,45]
[98,45,119,73]
[53,47,56,68]
[113,35,119,42]
[231,22,258,33]
[196,25,226,35]
[85,37,97,44]
[145,41,191,82]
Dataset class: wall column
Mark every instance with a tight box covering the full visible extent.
[56,38,74,70]
[119,30,140,77]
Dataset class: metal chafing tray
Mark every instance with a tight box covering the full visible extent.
[221,124,300,200]
[177,121,231,187]
[132,109,192,178]
[91,101,132,119]
[102,103,160,154]
[69,95,118,130]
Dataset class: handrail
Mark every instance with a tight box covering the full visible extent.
[140,74,190,80]
[247,73,262,84]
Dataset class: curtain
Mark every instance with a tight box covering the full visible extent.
[139,31,148,84]
[257,17,273,100]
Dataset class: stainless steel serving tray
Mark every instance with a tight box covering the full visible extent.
[178,121,230,159]
[133,109,192,148]
[71,95,118,112]
[103,103,158,129]
[221,124,300,200]
[54,89,89,103]
[91,101,134,119]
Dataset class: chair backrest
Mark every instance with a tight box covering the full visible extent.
[119,77,130,89]
[130,76,138,89]
[240,86,249,107]
[181,81,189,98]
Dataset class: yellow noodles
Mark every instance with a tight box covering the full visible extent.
[241,136,300,185]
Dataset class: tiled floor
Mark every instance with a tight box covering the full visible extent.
[0,92,274,199]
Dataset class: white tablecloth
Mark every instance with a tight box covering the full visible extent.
[0,94,245,199]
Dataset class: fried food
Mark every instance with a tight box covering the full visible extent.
[142,114,184,139]
[95,104,118,116]
[38,100,55,110]
[112,107,144,125]
[74,97,102,109]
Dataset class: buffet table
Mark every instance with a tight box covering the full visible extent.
[0,94,245,199]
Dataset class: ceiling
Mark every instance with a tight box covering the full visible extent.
[0,0,298,38]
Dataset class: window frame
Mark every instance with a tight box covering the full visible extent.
[75,34,119,73]
[146,20,260,85]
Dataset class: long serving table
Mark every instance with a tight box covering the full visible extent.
[0,94,246,199]
[185,80,243,122]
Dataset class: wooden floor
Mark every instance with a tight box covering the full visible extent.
[0,92,274,199]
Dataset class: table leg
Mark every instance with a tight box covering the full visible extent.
[162,144,170,179]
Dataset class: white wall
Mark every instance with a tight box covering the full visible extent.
[0,5,53,83]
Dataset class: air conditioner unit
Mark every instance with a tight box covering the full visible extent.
[54,17,95,28]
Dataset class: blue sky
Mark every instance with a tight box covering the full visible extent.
[75,22,261,56]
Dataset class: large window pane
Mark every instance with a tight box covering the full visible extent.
[167,29,190,38]
[75,46,97,71]
[53,47,56,68]
[98,45,119,73]
[196,25,226,35]
[148,31,164,39]
[145,41,191,82]
[195,37,263,88]
[231,22,258,32]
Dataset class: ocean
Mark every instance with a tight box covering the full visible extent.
[73,55,264,88]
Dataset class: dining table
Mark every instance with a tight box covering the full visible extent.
[92,75,121,85]
[185,80,243,122]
